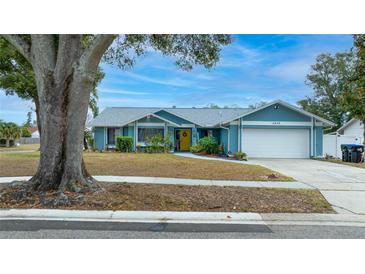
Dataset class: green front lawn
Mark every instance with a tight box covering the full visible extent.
[0,144,39,152]
[0,151,293,181]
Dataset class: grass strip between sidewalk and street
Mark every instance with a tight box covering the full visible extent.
[0,182,333,213]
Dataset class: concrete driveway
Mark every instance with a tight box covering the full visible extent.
[250,159,365,214]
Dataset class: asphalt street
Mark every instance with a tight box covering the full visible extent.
[1,220,365,238]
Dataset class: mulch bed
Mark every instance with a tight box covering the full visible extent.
[0,182,333,213]
[193,152,242,161]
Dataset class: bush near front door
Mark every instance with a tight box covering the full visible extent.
[191,136,219,154]
[116,136,134,152]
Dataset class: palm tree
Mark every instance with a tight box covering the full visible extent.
[0,122,21,147]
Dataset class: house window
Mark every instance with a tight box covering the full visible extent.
[138,127,164,142]
[107,128,116,145]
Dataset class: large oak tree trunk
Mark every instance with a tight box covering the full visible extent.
[1,34,115,200]
[31,70,96,193]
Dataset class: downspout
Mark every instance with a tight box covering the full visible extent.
[311,117,314,157]
[104,127,107,150]
[134,121,137,151]
[335,131,338,159]
[238,118,242,152]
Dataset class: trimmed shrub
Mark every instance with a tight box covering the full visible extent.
[163,132,174,152]
[235,151,247,161]
[116,136,134,152]
[190,144,203,153]
[197,136,219,154]
[145,134,164,153]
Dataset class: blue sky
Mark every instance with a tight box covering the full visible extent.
[0,34,354,125]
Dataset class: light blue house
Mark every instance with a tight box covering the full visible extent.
[90,100,335,158]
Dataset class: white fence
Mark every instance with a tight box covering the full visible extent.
[323,134,363,158]
[19,137,40,144]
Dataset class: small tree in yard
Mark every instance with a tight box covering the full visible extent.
[0,122,21,147]
[21,126,32,137]
[342,35,365,145]
[0,34,231,204]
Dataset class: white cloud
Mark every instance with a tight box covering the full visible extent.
[99,88,151,95]
[266,59,312,83]
[125,72,192,87]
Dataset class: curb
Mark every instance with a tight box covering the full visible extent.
[1,209,365,227]
[0,209,264,224]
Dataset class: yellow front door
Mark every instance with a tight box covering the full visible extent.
[180,129,191,151]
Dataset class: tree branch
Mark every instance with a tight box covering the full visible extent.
[55,35,83,79]
[30,35,56,71]
[79,34,116,74]
[1,34,32,63]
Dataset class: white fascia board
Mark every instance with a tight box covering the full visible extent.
[137,122,165,127]
[242,121,313,126]
[180,124,196,128]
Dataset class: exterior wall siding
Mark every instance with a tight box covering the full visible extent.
[168,126,175,146]
[229,125,238,153]
[220,128,229,153]
[315,126,323,157]
[243,104,311,122]
[94,127,105,150]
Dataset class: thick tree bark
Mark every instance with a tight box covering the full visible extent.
[31,69,96,193]
[2,34,115,198]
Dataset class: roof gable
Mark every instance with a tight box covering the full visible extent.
[243,103,311,122]
[221,100,335,126]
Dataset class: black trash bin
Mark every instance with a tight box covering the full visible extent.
[351,145,364,163]
[341,144,364,163]
[341,144,350,162]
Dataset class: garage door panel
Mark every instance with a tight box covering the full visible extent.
[242,128,310,158]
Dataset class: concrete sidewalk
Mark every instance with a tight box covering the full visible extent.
[174,152,256,165]
[0,175,312,189]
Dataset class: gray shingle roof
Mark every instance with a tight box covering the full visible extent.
[90,107,251,127]
[165,108,250,127]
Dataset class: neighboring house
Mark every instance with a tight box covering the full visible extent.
[19,127,40,145]
[323,119,364,158]
[337,118,364,138]
[90,100,334,159]
[29,127,40,138]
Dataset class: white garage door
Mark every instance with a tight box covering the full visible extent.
[242,128,310,158]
